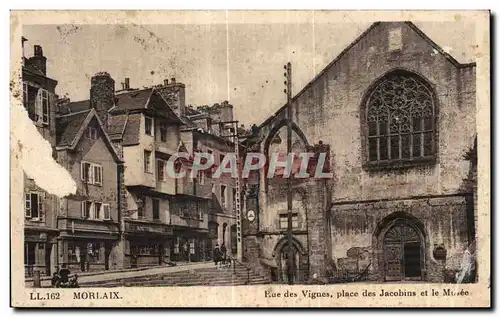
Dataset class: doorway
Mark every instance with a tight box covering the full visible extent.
[383,222,423,281]
[278,244,300,284]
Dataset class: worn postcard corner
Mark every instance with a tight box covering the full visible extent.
[10,10,490,308]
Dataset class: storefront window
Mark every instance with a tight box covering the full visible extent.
[67,242,81,263]
[24,243,36,265]
[131,243,160,256]
[173,237,180,254]
[189,239,195,255]
[87,242,101,263]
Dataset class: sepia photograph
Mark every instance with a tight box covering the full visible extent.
[9,10,490,307]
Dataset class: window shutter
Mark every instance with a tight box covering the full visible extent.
[81,162,91,182]
[82,201,91,219]
[35,89,42,122]
[25,193,31,218]
[42,89,49,124]
[88,164,94,184]
[38,192,45,222]
[103,204,110,220]
[93,165,100,185]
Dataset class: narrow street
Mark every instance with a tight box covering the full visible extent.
[27,262,214,288]
[27,261,271,288]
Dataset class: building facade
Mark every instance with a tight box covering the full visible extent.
[178,102,239,259]
[55,109,123,272]
[243,22,477,283]
[22,42,59,277]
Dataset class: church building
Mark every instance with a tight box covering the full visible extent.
[242,21,477,283]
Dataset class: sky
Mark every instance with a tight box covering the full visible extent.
[23,18,476,126]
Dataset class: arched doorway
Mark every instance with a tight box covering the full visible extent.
[274,237,306,284]
[279,244,301,283]
[382,220,424,281]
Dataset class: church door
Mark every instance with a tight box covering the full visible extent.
[383,222,423,281]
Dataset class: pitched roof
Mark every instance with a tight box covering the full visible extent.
[122,113,141,146]
[113,88,152,111]
[259,21,476,128]
[107,114,128,140]
[55,109,122,162]
[64,100,91,114]
[56,110,92,147]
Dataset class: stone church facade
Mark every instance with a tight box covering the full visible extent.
[242,21,476,283]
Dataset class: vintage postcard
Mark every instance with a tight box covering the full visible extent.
[10,10,490,308]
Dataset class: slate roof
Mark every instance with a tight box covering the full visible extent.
[56,110,92,147]
[122,113,141,145]
[23,63,45,77]
[56,109,122,162]
[65,100,91,113]
[113,89,152,111]
[107,114,128,140]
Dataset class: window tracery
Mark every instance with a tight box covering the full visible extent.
[366,72,436,166]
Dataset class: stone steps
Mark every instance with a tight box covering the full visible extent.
[80,263,271,287]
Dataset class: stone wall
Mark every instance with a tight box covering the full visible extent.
[330,195,470,282]
[258,22,476,203]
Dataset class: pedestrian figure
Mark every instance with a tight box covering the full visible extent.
[221,243,227,267]
[213,244,220,268]
[456,242,477,283]
[51,271,59,288]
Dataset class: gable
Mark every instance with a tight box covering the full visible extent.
[57,109,121,163]
[258,21,475,130]
[80,130,118,164]
[148,90,183,123]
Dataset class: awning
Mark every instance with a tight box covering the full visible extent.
[260,258,278,268]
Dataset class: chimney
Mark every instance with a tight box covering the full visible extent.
[157,77,185,117]
[34,45,43,57]
[90,72,115,120]
[124,78,130,90]
[27,45,47,75]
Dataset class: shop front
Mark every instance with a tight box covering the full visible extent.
[170,227,209,262]
[57,218,121,273]
[123,219,173,268]
[24,228,58,277]
[60,238,117,272]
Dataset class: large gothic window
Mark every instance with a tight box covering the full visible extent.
[365,71,436,167]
